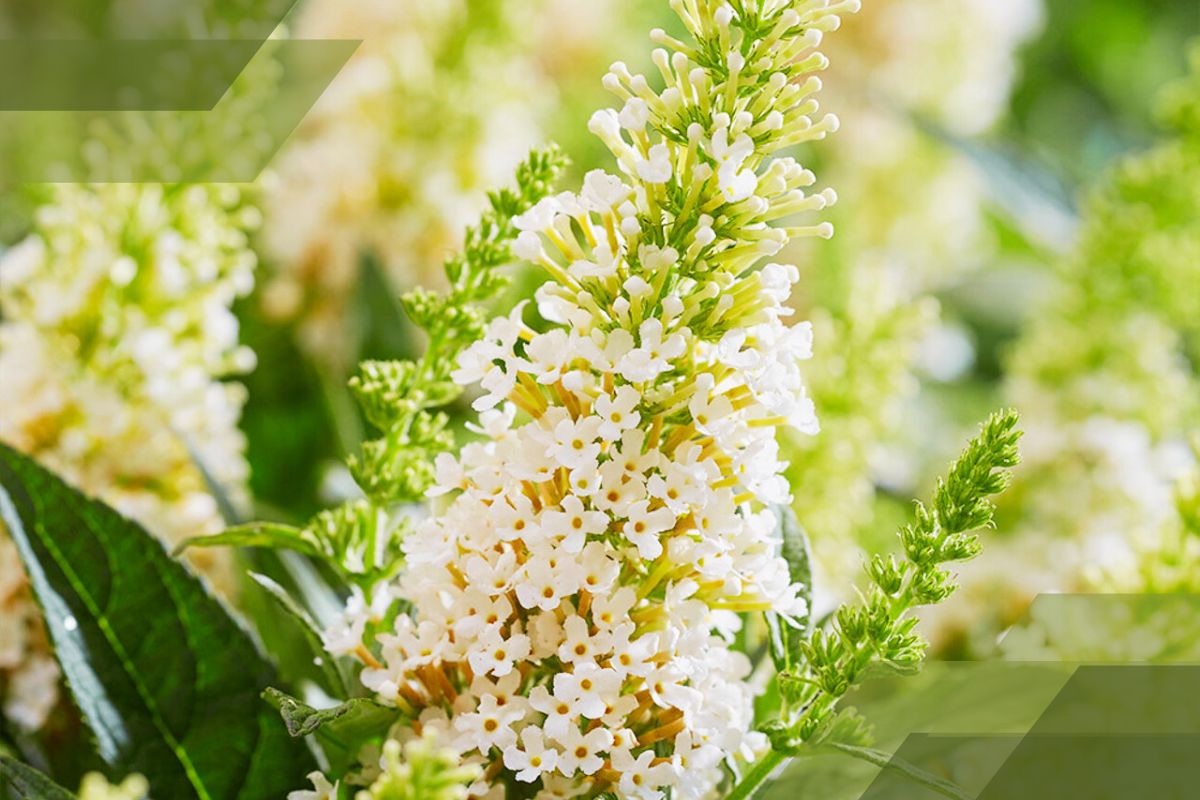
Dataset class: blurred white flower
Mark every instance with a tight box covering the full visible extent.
[0,182,257,730]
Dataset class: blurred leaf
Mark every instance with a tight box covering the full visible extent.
[0,444,317,798]
[235,285,342,520]
[0,757,75,800]
[354,250,418,364]
[766,505,814,672]
[808,708,875,751]
[917,117,1078,253]
[248,573,352,697]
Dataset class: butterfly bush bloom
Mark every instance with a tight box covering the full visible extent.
[334,1,858,797]
[0,183,258,728]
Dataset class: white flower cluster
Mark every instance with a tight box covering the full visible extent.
[0,183,258,728]
[329,1,857,797]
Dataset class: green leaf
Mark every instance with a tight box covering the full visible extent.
[765,505,814,671]
[828,743,972,800]
[0,756,76,800]
[0,444,318,799]
[247,573,352,697]
[915,116,1077,253]
[172,522,322,560]
[806,708,874,750]
[264,689,400,774]
[856,658,924,683]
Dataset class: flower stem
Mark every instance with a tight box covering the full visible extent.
[727,750,789,800]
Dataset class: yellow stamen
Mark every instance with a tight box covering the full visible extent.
[355,644,383,670]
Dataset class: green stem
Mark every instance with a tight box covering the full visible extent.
[727,750,789,800]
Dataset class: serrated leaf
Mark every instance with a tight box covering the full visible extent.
[0,756,76,800]
[806,707,875,750]
[856,658,924,682]
[828,742,971,800]
[0,444,318,799]
[247,573,351,697]
[264,689,399,774]
[766,505,814,671]
[173,522,322,561]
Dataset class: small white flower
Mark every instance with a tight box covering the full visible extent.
[577,542,621,594]
[454,693,523,754]
[452,590,514,640]
[580,170,632,210]
[557,614,609,665]
[617,318,687,383]
[515,556,580,612]
[552,662,621,719]
[492,494,542,543]
[548,416,603,471]
[591,588,639,633]
[554,725,614,777]
[467,627,531,678]
[614,750,674,800]
[464,550,518,596]
[621,500,677,559]
[637,143,673,184]
[288,772,338,800]
[569,240,622,280]
[541,495,609,553]
[503,726,560,783]
[528,684,576,740]
[619,97,650,132]
[522,329,573,384]
[514,196,562,232]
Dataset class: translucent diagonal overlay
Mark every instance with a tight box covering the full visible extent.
[0,39,357,183]
[765,595,1200,800]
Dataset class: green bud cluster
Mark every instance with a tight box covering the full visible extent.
[357,737,481,800]
[347,145,567,507]
[764,410,1021,752]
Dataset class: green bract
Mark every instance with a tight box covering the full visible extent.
[742,412,1020,798]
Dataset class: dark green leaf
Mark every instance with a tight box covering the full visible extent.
[264,689,399,773]
[247,573,352,697]
[354,250,417,365]
[0,444,318,799]
[172,522,322,560]
[0,756,76,800]
[765,505,814,671]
